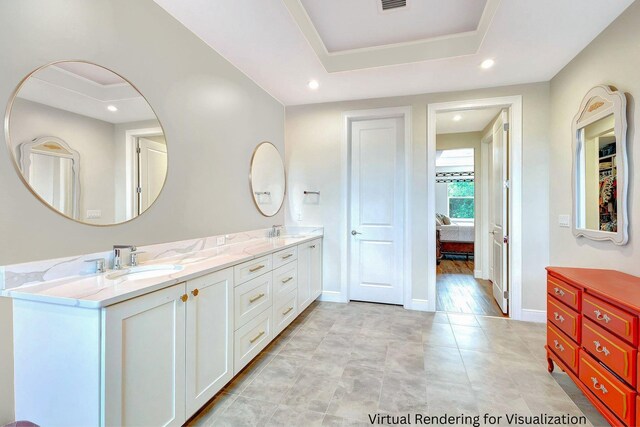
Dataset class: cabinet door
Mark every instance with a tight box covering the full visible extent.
[185,268,234,418]
[297,242,312,311]
[310,239,323,300]
[103,284,186,427]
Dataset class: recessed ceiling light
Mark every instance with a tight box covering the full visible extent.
[480,59,495,69]
[308,80,319,90]
[453,115,462,121]
[107,105,118,112]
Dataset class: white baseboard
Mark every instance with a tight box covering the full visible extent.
[405,298,431,312]
[319,291,347,303]
[521,309,546,323]
[473,270,483,279]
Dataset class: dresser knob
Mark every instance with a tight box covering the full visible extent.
[594,310,611,323]
[553,339,564,352]
[593,341,610,357]
[554,312,565,323]
[591,377,608,394]
[554,287,565,297]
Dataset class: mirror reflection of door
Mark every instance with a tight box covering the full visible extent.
[29,153,74,216]
[136,136,168,215]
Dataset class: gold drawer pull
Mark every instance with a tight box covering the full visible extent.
[282,277,294,284]
[249,264,265,273]
[282,254,293,259]
[593,340,611,357]
[249,330,265,343]
[591,377,608,394]
[554,287,565,297]
[594,310,611,323]
[180,294,188,303]
[553,312,565,323]
[553,339,565,352]
[249,293,266,303]
[282,306,294,316]
[191,288,199,297]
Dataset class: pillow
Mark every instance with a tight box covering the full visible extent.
[435,216,443,226]
[441,215,452,225]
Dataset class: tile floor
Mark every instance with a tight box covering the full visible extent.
[188,301,608,427]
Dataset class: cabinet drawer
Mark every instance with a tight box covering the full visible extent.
[273,263,297,298]
[272,247,297,270]
[583,318,636,387]
[547,275,581,312]
[234,274,272,330]
[234,307,272,374]
[548,298,580,343]
[274,289,298,336]
[583,295,638,346]
[579,351,635,426]
[234,255,272,285]
[547,324,579,374]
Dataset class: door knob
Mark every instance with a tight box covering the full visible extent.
[351,230,362,236]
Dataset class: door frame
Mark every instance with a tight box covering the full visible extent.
[124,127,163,220]
[427,96,523,319]
[334,106,413,309]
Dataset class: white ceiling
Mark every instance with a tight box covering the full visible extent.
[153,0,634,105]
[17,64,158,124]
[437,107,501,134]
[299,0,486,52]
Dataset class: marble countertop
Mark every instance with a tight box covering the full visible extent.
[2,233,322,309]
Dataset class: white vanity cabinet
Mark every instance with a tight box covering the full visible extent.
[297,238,323,311]
[103,267,233,425]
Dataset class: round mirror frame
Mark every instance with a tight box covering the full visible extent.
[4,60,169,226]
[249,141,286,217]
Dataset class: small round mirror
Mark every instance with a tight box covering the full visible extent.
[250,142,285,217]
[5,61,168,225]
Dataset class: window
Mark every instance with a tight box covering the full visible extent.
[448,181,474,219]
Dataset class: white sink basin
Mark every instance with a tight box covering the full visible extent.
[106,264,185,281]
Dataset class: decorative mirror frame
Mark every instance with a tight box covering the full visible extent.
[571,85,628,245]
[249,141,286,217]
[18,136,81,219]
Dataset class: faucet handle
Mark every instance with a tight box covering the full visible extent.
[85,258,106,274]
[130,250,146,267]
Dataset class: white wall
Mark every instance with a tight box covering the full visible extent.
[0,0,284,422]
[285,83,550,310]
[549,1,640,272]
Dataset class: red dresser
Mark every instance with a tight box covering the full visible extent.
[546,267,640,426]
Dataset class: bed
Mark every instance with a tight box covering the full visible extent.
[436,222,475,259]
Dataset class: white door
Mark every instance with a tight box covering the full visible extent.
[137,137,168,214]
[185,268,234,418]
[490,111,509,314]
[310,239,323,300]
[349,118,404,304]
[103,283,186,427]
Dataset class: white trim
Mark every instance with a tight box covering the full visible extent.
[428,96,523,320]
[473,269,483,279]
[340,106,413,309]
[406,298,430,312]
[521,309,546,323]
[319,290,347,303]
[124,127,163,220]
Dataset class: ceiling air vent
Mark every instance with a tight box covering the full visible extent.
[381,0,407,11]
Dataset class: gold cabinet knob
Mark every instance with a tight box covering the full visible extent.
[192,289,199,297]
[180,294,188,303]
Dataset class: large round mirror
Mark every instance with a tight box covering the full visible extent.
[5,61,168,225]
[250,142,285,217]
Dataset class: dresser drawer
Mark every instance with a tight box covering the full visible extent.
[234,255,272,285]
[583,295,638,346]
[234,274,272,330]
[579,351,635,426]
[547,275,581,312]
[273,289,298,336]
[234,307,272,374]
[548,298,580,342]
[547,324,579,373]
[582,318,636,387]
[272,263,297,298]
[272,247,297,270]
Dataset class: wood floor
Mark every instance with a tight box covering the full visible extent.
[436,257,507,317]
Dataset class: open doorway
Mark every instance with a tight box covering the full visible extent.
[428,96,522,318]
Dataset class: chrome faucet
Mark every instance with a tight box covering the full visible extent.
[113,245,137,270]
[268,225,283,238]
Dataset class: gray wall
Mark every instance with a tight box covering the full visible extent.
[0,0,284,422]
[285,82,550,312]
[549,1,640,272]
